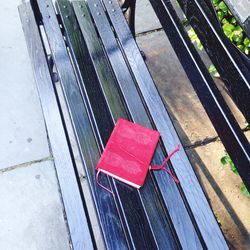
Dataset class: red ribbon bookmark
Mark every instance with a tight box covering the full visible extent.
[96,169,114,195]
[150,144,180,183]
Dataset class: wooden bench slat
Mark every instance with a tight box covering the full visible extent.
[58,1,127,122]
[78,1,207,249]
[103,0,230,249]
[150,0,250,196]
[18,3,94,250]
[178,0,250,124]
[67,1,181,249]
[33,1,130,249]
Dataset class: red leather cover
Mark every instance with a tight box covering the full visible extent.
[96,118,160,188]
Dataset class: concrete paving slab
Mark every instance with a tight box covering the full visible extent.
[0,0,50,170]
[136,30,218,146]
[0,160,70,250]
[135,0,162,34]
[186,134,250,249]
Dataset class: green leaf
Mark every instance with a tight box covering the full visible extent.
[221,18,228,24]
[218,11,224,21]
[232,33,243,44]
[243,37,250,47]
[223,23,234,36]
[220,152,239,175]
[237,44,245,51]
[229,162,239,175]
[223,23,235,32]
[209,64,220,77]
[188,28,203,50]
[197,42,204,50]
[218,1,228,12]
[220,156,228,165]
[234,25,243,32]
[181,17,189,27]
[240,183,250,197]
[231,17,237,24]
[213,0,220,5]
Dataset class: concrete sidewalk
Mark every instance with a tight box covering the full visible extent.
[0,1,70,249]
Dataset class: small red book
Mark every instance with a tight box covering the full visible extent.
[96,118,160,188]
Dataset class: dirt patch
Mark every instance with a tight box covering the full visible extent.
[137,31,250,249]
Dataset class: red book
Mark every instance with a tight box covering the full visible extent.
[96,118,160,188]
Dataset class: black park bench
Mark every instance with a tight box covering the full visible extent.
[18,0,249,249]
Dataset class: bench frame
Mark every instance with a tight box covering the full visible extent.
[19,0,232,249]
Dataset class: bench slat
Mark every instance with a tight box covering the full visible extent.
[77,1,207,249]
[33,1,130,249]
[103,0,230,249]
[178,0,250,124]
[18,3,94,250]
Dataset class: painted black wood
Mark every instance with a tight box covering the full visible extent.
[61,1,182,249]
[18,3,94,250]
[96,0,230,249]
[121,0,136,38]
[177,0,250,124]
[74,1,207,249]
[31,1,130,249]
[20,0,234,249]
[58,1,178,249]
[55,3,115,146]
[36,1,170,249]
[55,0,127,122]
[149,0,250,194]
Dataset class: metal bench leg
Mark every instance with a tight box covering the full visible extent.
[120,0,146,60]
[121,0,136,38]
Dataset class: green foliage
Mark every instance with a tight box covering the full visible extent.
[181,17,189,27]
[188,28,203,50]
[188,0,250,77]
[209,64,220,77]
[241,183,250,197]
[220,152,250,197]
[220,152,239,175]
[213,0,250,57]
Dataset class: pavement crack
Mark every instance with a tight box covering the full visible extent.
[0,156,53,174]
[185,126,249,150]
[185,136,220,150]
[136,27,163,37]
